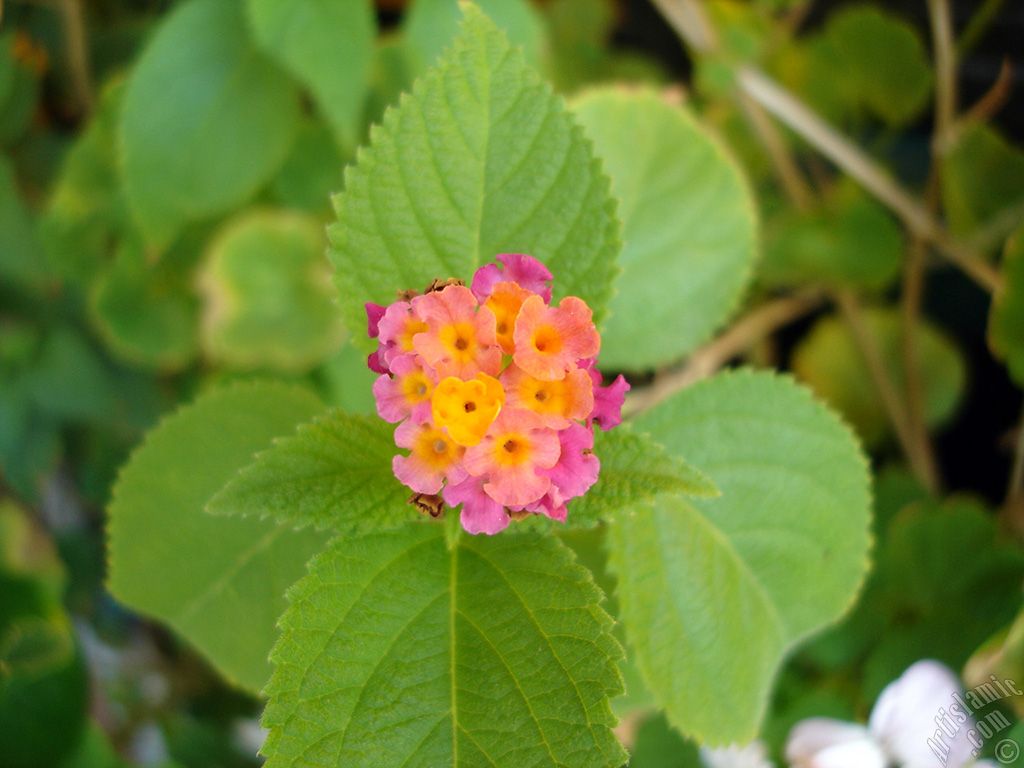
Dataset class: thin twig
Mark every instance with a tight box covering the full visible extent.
[1008,404,1024,506]
[893,0,959,496]
[648,0,717,54]
[834,290,936,487]
[901,238,941,493]
[624,292,825,417]
[927,0,958,151]
[736,67,1002,293]
[938,58,1015,155]
[57,0,94,114]
[739,91,815,212]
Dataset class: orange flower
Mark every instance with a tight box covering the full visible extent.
[512,295,599,381]
[500,363,593,429]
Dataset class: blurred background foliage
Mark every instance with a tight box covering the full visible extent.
[0,0,1023,765]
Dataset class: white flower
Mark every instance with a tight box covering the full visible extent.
[786,660,999,768]
[700,740,775,768]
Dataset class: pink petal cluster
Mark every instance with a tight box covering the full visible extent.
[367,255,629,535]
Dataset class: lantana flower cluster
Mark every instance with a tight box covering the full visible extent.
[366,254,629,535]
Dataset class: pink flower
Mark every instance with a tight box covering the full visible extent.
[365,302,387,339]
[590,372,629,431]
[464,407,561,507]
[392,414,467,495]
[513,295,600,381]
[443,475,510,535]
[471,253,553,303]
[541,423,600,505]
[523,493,568,523]
[372,354,436,423]
[412,285,501,380]
[378,300,429,367]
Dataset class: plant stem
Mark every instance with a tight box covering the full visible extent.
[57,0,94,115]
[739,92,815,211]
[834,290,938,489]
[927,0,958,151]
[1008,404,1024,505]
[649,0,717,54]
[624,292,824,416]
[900,238,941,494]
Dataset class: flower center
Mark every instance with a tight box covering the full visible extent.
[503,439,517,453]
[532,326,562,354]
[431,374,505,446]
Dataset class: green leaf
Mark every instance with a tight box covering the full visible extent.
[523,429,718,532]
[246,0,376,152]
[207,408,412,533]
[792,308,966,447]
[856,496,1024,699]
[261,525,627,768]
[315,341,380,415]
[543,0,616,93]
[267,119,346,216]
[0,32,40,147]
[572,88,757,369]
[331,3,621,345]
[0,573,89,768]
[404,0,547,74]
[0,153,46,290]
[809,5,931,127]
[106,381,330,693]
[615,369,872,744]
[119,0,301,247]
[990,223,1024,386]
[762,183,903,291]
[26,328,119,424]
[90,234,200,371]
[199,209,346,372]
[40,79,127,286]
[941,125,1024,239]
[629,714,703,768]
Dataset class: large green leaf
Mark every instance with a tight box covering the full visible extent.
[246,0,376,152]
[261,525,627,768]
[331,3,621,344]
[199,209,345,372]
[106,381,330,693]
[613,369,871,744]
[207,409,411,533]
[119,0,301,247]
[990,223,1024,387]
[404,0,547,74]
[792,308,966,447]
[572,88,756,369]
